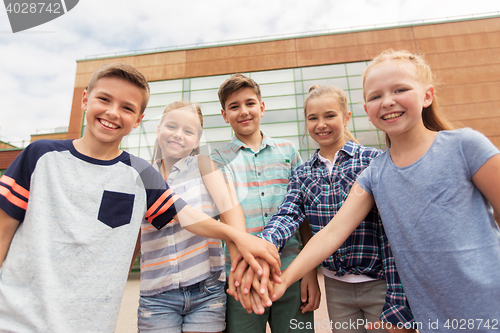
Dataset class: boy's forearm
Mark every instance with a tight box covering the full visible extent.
[176,205,233,241]
[0,209,20,267]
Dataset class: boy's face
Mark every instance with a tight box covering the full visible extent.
[82,77,145,148]
[221,87,264,139]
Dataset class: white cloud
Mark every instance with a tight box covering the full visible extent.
[0,0,498,145]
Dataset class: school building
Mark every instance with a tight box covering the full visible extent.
[1,14,499,173]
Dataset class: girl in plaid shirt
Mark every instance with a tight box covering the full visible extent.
[257,85,414,332]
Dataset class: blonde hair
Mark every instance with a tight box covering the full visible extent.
[304,84,358,144]
[152,101,204,162]
[87,63,150,114]
[218,74,261,110]
[363,49,453,147]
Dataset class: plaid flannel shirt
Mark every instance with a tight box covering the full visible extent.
[260,140,414,324]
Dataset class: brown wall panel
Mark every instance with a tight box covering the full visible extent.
[439,82,500,105]
[296,41,416,67]
[425,47,500,70]
[414,17,500,39]
[0,150,23,169]
[186,53,297,77]
[186,40,296,62]
[458,117,500,137]
[67,87,85,140]
[441,101,500,121]
[141,64,186,81]
[295,28,414,51]
[417,32,500,54]
[434,63,500,86]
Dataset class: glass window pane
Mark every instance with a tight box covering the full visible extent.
[250,69,294,84]
[190,75,229,90]
[260,122,298,137]
[303,77,348,91]
[141,119,159,133]
[143,106,164,121]
[348,76,363,89]
[352,116,377,131]
[264,95,296,110]
[348,89,364,104]
[200,102,222,116]
[203,115,227,128]
[138,148,153,161]
[262,109,297,123]
[148,93,183,108]
[122,133,141,148]
[190,89,219,103]
[149,79,182,94]
[203,127,232,142]
[346,62,367,76]
[355,130,381,146]
[260,82,295,97]
[301,64,346,80]
[351,103,365,117]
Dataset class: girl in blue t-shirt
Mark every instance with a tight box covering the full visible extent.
[271,50,500,333]
[138,101,247,333]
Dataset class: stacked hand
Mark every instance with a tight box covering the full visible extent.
[228,256,321,315]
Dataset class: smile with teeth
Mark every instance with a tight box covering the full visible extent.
[382,112,404,120]
[168,141,184,148]
[99,119,119,129]
[317,132,331,137]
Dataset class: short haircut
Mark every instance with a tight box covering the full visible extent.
[218,74,261,110]
[87,63,150,114]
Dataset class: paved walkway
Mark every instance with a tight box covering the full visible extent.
[115,269,332,333]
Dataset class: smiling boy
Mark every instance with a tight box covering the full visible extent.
[0,64,279,333]
[210,74,319,333]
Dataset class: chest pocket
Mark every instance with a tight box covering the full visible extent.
[98,190,135,228]
[427,180,455,207]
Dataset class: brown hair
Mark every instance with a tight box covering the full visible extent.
[363,49,453,147]
[304,84,358,144]
[152,101,204,162]
[218,74,261,110]
[87,63,150,114]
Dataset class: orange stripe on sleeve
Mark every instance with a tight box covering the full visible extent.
[0,186,28,210]
[145,188,173,219]
[147,194,180,223]
[0,175,29,200]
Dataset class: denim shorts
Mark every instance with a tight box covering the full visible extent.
[138,271,226,333]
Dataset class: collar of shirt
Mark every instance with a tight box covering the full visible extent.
[229,131,276,154]
[310,140,359,170]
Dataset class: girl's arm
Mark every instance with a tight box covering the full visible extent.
[272,182,374,300]
[472,154,500,215]
[0,208,20,268]
[175,206,280,276]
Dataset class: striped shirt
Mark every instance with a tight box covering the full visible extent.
[140,155,225,296]
[210,132,302,273]
[260,141,414,324]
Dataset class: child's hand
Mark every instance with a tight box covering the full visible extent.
[365,321,417,333]
[299,268,321,313]
[232,231,281,278]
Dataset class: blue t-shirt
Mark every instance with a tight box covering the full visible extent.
[357,128,500,332]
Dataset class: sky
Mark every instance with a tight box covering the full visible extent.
[0,0,498,146]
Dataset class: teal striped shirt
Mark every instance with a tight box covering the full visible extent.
[210,132,302,274]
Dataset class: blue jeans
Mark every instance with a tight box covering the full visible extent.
[138,271,226,333]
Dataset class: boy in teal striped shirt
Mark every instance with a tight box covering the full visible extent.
[210,74,320,333]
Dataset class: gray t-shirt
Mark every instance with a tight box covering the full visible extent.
[357,128,500,332]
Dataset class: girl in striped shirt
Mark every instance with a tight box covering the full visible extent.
[138,101,246,333]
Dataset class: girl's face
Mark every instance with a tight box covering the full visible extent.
[157,109,201,160]
[363,60,434,138]
[306,95,350,151]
